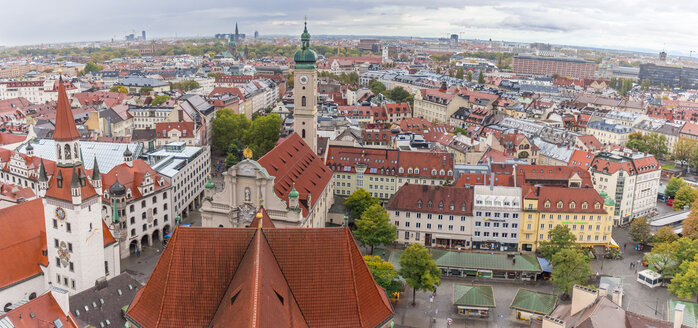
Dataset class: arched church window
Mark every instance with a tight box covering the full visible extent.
[74,143,79,158]
[64,144,72,159]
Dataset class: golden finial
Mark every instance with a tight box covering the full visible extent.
[243,147,253,159]
[57,69,63,75]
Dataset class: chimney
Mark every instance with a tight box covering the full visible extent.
[513,164,517,187]
[50,285,70,316]
[571,285,598,316]
[674,303,685,328]
[542,315,565,328]
[611,288,623,307]
[598,283,609,298]
[490,172,495,190]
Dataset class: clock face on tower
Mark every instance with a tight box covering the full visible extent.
[299,75,308,85]
[55,207,66,222]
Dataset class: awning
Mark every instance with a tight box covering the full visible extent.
[537,257,552,273]
[609,238,620,249]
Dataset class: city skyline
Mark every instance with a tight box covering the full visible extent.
[3,0,698,56]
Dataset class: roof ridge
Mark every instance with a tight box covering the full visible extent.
[259,229,309,326]
[344,227,365,327]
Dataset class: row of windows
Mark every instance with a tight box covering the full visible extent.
[397,223,465,232]
[474,222,518,228]
[56,274,76,290]
[474,231,517,238]
[475,211,520,219]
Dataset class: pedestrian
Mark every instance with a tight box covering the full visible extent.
[624,243,627,250]
[136,248,140,257]
[629,262,633,269]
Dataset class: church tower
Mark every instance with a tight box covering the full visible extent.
[292,20,318,153]
[44,77,108,295]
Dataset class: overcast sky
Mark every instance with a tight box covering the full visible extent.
[3,0,697,55]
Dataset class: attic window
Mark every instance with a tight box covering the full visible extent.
[230,290,241,305]
[595,202,601,209]
[557,201,563,209]
[545,201,550,208]
[274,290,284,305]
[417,200,422,208]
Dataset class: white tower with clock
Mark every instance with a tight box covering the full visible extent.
[292,20,319,154]
[42,78,116,294]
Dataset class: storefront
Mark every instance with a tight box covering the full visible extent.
[453,284,495,318]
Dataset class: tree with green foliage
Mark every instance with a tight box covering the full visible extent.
[641,78,651,91]
[151,95,170,106]
[224,140,245,168]
[646,133,668,159]
[666,177,687,198]
[109,85,128,94]
[448,68,454,77]
[435,67,441,74]
[626,137,648,153]
[466,71,473,82]
[170,80,200,92]
[398,243,441,305]
[244,113,281,159]
[369,80,386,96]
[682,201,698,240]
[207,72,219,78]
[674,138,695,167]
[81,62,104,75]
[630,217,652,244]
[477,71,485,84]
[674,185,698,210]
[668,254,698,300]
[645,242,677,276]
[344,188,380,220]
[211,109,251,151]
[537,225,577,261]
[551,248,592,296]
[354,204,397,255]
[456,67,464,79]
[364,255,402,296]
[653,226,679,244]
[139,86,153,93]
[386,86,411,103]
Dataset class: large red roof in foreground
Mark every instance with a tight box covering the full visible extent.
[125,227,394,327]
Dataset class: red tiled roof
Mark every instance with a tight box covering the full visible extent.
[45,166,98,203]
[536,186,606,213]
[395,117,432,132]
[568,150,594,169]
[0,292,78,328]
[0,132,27,145]
[102,160,170,201]
[681,122,698,136]
[258,133,333,217]
[52,80,81,141]
[126,227,393,327]
[154,122,195,138]
[0,199,47,289]
[386,184,473,215]
[577,135,602,150]
[454,174,514,187]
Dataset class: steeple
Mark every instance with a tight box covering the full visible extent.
[123,146,133,167]
[235,22,239,42]
[70,167,81,205]
[293,19,317,69]
[53,76,82,168]
[91,157,102,195]
[38,159,48,197]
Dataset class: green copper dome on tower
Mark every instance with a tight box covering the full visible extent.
[604,197,615,206]
[205,178,215,190]
[599,190,608,199]
[289,184,299,198]
[293,20,317,69]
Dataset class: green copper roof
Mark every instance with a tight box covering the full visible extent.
[293,21,317,68]
[604,198,615,206]
[599,190,608,198]
[388,249,542,272]
[509,288,558,315]
[205,178,215,190]
[453,284,495,308]
[289,185,299,198]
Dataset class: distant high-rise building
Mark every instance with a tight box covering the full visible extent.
[125,34,135,41]
[639,63,698,89]
[659,51,667,62]
[142,30,146,41]
[450,34,458,47]
[512,55,596,79]
[235,22,239,42]
[254,30,259,39]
